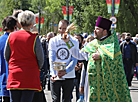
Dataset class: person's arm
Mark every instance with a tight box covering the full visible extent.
[48,38,57,81]
[79,64,86,94]
[120,42,122,52]
[49,50,56,76]
[69,47,89,61]
[4,38,11,63]
[35,37,44,69]
[65,56,78,73]
[80,64,86,87]
[133,44,138,65]
[58,55,78,77]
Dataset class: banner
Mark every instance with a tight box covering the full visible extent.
[115,0,120,14]
[0,28,2,35]
[106,0,112,13]
[62,6,74,21]
[35,17,44,29]
[69,6,74,21]
[62,6,67,20]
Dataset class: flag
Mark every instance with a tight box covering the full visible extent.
[106,0,112,13]
[62,6,67,20]
[62,6,74,21]
[35,17,44,29]
[115,0,120,14]
[0,28,2,35]
[69,6,74,21]
[40,17,44,29]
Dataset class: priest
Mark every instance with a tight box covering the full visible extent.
[62,17,132,102]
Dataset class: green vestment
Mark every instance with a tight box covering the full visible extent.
[81,32,132,102]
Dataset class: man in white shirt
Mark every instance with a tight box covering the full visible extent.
[48,20,79,102]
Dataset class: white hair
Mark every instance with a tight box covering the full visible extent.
[18,10,35,27]
[47,32,54,37]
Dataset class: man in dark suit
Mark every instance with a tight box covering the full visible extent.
[120,33,138,86]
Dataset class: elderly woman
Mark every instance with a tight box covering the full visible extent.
[4,10,44,102]
[0,16,17,102]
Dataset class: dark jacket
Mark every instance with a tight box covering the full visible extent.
[120,41,138,65]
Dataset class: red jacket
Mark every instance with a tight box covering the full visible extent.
[7,30,41,91]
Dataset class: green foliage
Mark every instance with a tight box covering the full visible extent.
[0,0,138,36]
[116,0,138,36]
[70,0,110,34]
[0,0,32,27]
[70,0,138,36]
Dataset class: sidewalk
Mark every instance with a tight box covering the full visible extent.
[44,77,138,102]
[129,77,138,102]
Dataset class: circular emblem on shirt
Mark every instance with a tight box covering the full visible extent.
[57,48,69,60]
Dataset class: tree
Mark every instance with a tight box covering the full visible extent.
[70,0,138,36]
[69,0,110,34]
[29,0,66,34]
[1,0,138,36]
[0,0,31,27]
[116,0,138,36]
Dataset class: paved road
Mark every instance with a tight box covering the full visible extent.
[44,85,76,102]
[130,77,138,102]
[44,77,138,102]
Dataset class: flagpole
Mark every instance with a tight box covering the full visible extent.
[38,0,41,34]
[112,0,114,16]
[67,0,69,21]
[111,0,114,31]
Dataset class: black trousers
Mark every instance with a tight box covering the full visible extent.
[32,90,47,102]
[124,59,133,86]
[0,96,10,102]
[9,90,35,102]
[50,79,74,102]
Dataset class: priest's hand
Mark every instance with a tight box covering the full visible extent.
[92,51,100,60]
[57,70,67,78]
[79,87,84,94]
[62,33,70,42]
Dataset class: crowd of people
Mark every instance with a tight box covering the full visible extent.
[0,9,136,102]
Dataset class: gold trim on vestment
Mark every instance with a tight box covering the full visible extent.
[100,54,110,102]
[104,57,120,102]
[89,42,114,59]
[97,60,100,102]
[100,46,114,59]
[114,51,121,58]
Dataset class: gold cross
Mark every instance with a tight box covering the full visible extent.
[101,94,106,100]
[92,75,96,80]
[92,94,97,100]
[92,69,95,73]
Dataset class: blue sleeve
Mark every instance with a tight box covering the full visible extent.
[65,56,78,73]
[49,50,56,76]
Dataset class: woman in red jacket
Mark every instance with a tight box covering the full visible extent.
[4,10,44,102]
